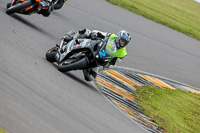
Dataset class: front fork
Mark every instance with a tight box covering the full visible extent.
[59,39,65,49]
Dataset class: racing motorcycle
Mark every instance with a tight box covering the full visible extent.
[45,31,117,80]
[6,0,54,16]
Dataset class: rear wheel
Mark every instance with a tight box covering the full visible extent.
[58,56,88,72]
[6,1,32,15]
[45,46,58,62]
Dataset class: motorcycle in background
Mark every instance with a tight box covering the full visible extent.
[6,0,55,16]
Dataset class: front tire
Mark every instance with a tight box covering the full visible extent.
[45,46,58,62]
[6,1,32,15]
[58,57,88,72]
[7,3,11,9]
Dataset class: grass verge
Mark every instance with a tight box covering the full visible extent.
[0,128,6,133]
[107,0,200,40]
[134,86,200,133]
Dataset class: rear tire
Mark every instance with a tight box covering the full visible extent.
[58,57,88,72]
[6,1,32,15]
[46,46,58,62]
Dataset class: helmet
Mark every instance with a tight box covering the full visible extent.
[115,30,131,49]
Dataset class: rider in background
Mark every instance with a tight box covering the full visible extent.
[70,28,132,81]
[52,0,68,10]
[40,0,67,16]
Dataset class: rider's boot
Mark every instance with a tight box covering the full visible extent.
[83,67,99,81]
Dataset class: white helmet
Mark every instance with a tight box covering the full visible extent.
[115,30,131,49]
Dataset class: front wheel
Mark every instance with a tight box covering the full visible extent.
[6,1,32,15]
[58,57,88,72]
[45,46,58,62]
[7,3,11,9]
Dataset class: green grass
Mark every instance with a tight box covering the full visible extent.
[0,128,6,133]
[107,0,200,40]
[134,86,200,133]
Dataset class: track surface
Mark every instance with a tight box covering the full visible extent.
[0,0,200,133]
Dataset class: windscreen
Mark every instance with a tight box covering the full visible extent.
[105,38,116,56]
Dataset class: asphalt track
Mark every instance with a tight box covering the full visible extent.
[0,0,200,133]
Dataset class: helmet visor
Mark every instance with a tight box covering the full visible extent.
[119,38,128,47]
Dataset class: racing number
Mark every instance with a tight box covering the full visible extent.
[99,50,106,58]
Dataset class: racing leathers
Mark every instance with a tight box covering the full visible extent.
[40,0,67,16]
[76,29,127,66]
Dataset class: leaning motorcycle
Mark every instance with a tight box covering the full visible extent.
[6,0,53,16]
[45,32,117,80]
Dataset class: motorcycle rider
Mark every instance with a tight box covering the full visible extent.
[62,28,131,81]
[40,0,68,16]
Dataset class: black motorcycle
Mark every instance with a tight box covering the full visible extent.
[6,0,54,16]
[45,31,117,80]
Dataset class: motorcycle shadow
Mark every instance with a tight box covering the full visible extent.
[9,14,59,40]
[51,63,97,91]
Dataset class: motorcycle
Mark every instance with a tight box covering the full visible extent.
[6,0,54,16]
[45,31,117,80]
